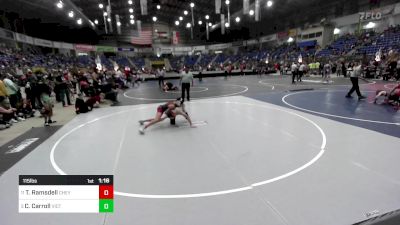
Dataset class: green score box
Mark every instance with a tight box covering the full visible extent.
[99,199,114,213]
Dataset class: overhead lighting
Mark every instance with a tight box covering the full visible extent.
[103,12,108,16]
[130,15,134,19]
[190,2,195,8]
[94,19,99,24]
[56,1,64,9]
[225,0,230,5]
[99,3,104,9]
[208,22,212,26]
[129,8,134,13]
[130,19,135,24]
[205,15,210,20]
[186,22,191,28]
[152,16,157,22]
[266,0,273,7]
[249,10,255,16]
[179,16,183,21]
[334,28,340,35]
[225,22,230,28]
[287,37,294,43]
[128,0,133,5]
[198,20,203,25]
[107,17,111,22]
[157,5,161,10]
[184,10,188,15]
[235,17,240,23]
[117,21,121,26]
[77,18,82,25]
[364,22,376,29]
[68,11,74,18]
[175,20,180,26]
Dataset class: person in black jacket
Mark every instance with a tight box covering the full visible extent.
[56,75,71,107]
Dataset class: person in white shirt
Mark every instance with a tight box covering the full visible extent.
[346,61,366,100]
[323,62,332,83]
[157,68,165,88]
[291,63,298,84]
[298,63,306,82]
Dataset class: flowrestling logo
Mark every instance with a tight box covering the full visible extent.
[5,138,39,154]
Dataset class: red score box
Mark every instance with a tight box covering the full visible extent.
[99,185,114,199]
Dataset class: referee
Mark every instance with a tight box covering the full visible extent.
[346,61,366,100]
[180,68,194,102]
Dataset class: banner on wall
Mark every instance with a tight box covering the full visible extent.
[0,28,15,40]
[61,43,74,50]
[75,44,95,52]
[246,39,259,46]
[174,46,192,52]
[288,29,297,37]
[96,45,117,52]
[140,0,148,15]
[395,3,400,15]
[53,42,62,48]
[118,47,135,52]
[359,5,395,21]
[160,47,173,54]
[192,46,206,51]
[208,43,232,50]
[15,33,33,44]
[277,31,289,39]
[255,0,260,21]
[243,0,250,14]
[34,38,53,48]
[137,20,142,34]
[154,31,169,40]
[221,14,225,35]
[260,34,277,43]
[172,31,179,45]
[215,0,221,14]
[232,41,243,47]
[115,15,121,35]
[135,48,152,53]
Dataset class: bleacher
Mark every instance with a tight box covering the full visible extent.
[316,35,357,57]
[184,55,199,67]
[112,56,131,68]
[357,30,400,55]
[198,54,214,67]
[131,57,145,68]
[214,54,228,64]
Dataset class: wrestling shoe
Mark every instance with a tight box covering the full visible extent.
[139,127,145,135]
[138,120,145,125]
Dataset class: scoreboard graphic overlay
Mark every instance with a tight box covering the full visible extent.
[19,175,114,213]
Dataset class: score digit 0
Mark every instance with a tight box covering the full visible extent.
[99,185,113,199]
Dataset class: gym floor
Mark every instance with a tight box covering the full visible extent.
[1,74,400,225]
